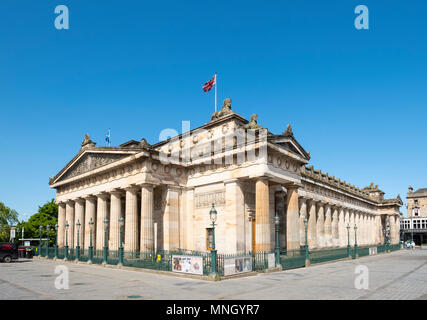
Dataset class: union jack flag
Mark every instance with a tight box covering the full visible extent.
[202,74,216,92]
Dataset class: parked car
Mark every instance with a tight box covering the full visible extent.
[0,242,19,263]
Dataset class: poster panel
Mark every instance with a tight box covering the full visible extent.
[369,247,377,255]
[172,255,203,275]
[224,256,252,276]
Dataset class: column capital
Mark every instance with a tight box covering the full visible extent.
[123,184,139,193]
[254,176,269,183]
[65,200,75,206]
[223,178,239,185]
[82,194,97,200]
[166,184,182,192]
[94,192,110,199]
[106,188,124,196]
[74,198,86,204]
[284,182,302,191]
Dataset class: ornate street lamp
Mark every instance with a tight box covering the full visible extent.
[45,224,50,257]
[88,218,94,264]
[118,216,124,266]
[354,224,358,259]
[54,224,58,259]
[274,214,280,267]
[38,225,43,257]
[209,203,220,281]
[103,218,109,265]
[304,217,309,267]
[346,224,351,259]
[64,221,69,260]
[75,220,81,261]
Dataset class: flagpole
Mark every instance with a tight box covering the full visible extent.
[215,73,217,113]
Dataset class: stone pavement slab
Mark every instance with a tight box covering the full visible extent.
[0,250,426,300]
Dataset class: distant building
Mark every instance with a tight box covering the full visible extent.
[401,186,427,245]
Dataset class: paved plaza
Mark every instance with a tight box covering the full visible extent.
[0,250,426,300]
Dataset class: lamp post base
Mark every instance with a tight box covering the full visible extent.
[208,273,221,281]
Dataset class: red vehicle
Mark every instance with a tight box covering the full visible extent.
[0,242,19,263]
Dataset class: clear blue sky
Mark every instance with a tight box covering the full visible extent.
[1,0,426,220]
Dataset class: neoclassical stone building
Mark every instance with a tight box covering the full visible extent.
[49,99,402,254]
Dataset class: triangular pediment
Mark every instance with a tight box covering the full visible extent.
[50,149,139,184]
[269,135,310,162]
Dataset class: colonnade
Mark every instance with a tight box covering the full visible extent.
[253,177,391,252]
[297,198,382,249]
[57,184,156,252]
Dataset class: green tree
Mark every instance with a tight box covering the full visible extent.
[17,199,58,245]
[0,202,19,242]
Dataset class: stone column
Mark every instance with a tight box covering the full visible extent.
[316,202,325,248]
[185,187,195,251]
[349,210,355,246]
[95,194,109,250]
[286,185,300,251]
[307,199,317,249]
[389,215,396,244]
[375,215,381,244]
[324,204,332,247]
[74,199,85,249]
[109,191,123,251]
[355,212,361,245]
[344,208,350,246]
[331,206,339,247]
[299,198,307,247]
[125,187,139,252]
[368,215,373,245]
[363,213,368,245]
[338,207,346,247]
[84,196,96,250]
[225,179,245,253]
[65,201,75,248]
[396,216,401,244]
[57,202,66,248]
[255,177,270,252]
[163,186,180,251]
[140,184,154,252]
[368,215,372,244]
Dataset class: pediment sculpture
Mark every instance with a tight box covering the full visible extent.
[81,134,96,149]
[282,124,293,136]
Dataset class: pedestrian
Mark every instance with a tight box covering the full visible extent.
[411,240,416,250]
[406,241,410,250]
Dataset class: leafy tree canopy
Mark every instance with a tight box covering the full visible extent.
[16,199,58,245]
[0,202,19,242]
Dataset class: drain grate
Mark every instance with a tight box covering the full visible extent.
[73,283,86,286]
[127,295,142,299]
[39,275,52,277]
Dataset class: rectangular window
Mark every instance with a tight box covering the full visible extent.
[206,228,213,251]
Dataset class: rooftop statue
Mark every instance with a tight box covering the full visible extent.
[211,98,234,120]
[245,114,263,129]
